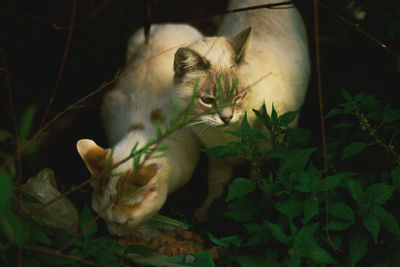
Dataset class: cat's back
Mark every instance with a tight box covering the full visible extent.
[102,24,203,144]
[219,0,308,63]
[118,24,203,98]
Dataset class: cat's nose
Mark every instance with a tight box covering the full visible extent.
[220,115,233,124]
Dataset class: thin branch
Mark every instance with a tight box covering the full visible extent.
[149,1,295,23]
[313,0,339,251]
[39,0,78,130]
[317,0,399,58]
[24,246,100,266]
[1,48,23,267]
[0,48,22,267]
[1,48,23,223]
[0,42,189,173]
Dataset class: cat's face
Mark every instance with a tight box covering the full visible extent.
[173,27,253,128]
[76,139,166,235]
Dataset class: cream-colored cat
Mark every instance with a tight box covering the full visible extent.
[77,24,203,235]
[172,0,310,220]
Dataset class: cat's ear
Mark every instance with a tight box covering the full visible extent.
[230,27,252,64]
[77,139,110,175]
[174,48,209,77]
[133,163,163,186]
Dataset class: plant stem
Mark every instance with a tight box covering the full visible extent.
[39,0,78,130]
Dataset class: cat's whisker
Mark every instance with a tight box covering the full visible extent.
[187,120,206,127]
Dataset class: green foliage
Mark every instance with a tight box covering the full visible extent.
[1,1,399,265]
[202,92,400,266]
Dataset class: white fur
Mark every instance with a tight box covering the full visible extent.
[80,24,203,235]
[174,0,310,220]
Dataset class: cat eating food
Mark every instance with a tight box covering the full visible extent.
[172,0,310,220]
[77,24,203,235]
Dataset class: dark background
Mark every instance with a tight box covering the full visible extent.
[1,0,399,229]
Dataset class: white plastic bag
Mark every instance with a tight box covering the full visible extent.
[22,168,79,234]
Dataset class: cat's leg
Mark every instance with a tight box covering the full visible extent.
[194,156,233,222]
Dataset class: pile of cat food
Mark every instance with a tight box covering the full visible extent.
[118,226,225,260]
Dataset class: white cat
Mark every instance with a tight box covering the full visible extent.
[172,0,310,220]
[77,24,203,235]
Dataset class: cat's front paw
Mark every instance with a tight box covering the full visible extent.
[194,207,209,223]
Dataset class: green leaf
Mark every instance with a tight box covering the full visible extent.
[342,90,353,101]
[253,104,272,129]
[79,204,97,239]
[294,223,319,246]
[271,104,278,126]
[285,128,311,147]
[363,214,380,244]
[391,166,400,192]
[0,130,12,143]
[218,235,242,248]
[29,227,52,245]
[279,148,317,173]
[265,221,290,244]
[240,112,251,135]
[319,172,358,192]
[341,142,368,160]
[329,234,342,249]
[366,183,394,205]
[345,179,365,205]
[327,219,352,231]
[225,198,258,222]
[278,111,299,126]
[275,199,303,218]
[303,198,319,223]
[383,109,400,124]
[329,202,355,223]
[371,205,400,236]
[19,105,36,141]
[226,178,256,202]
[325,108,344,118]
[306,245,337,264]
[201,141,240,159]
[0,172,13,208]
[1,209,26,248]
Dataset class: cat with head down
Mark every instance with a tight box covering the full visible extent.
[172,0,310,220]
[76,24,203,235]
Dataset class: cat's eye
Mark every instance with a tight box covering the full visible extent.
[200,96,215,105]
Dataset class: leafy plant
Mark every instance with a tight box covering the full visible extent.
[202,91,400,266]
